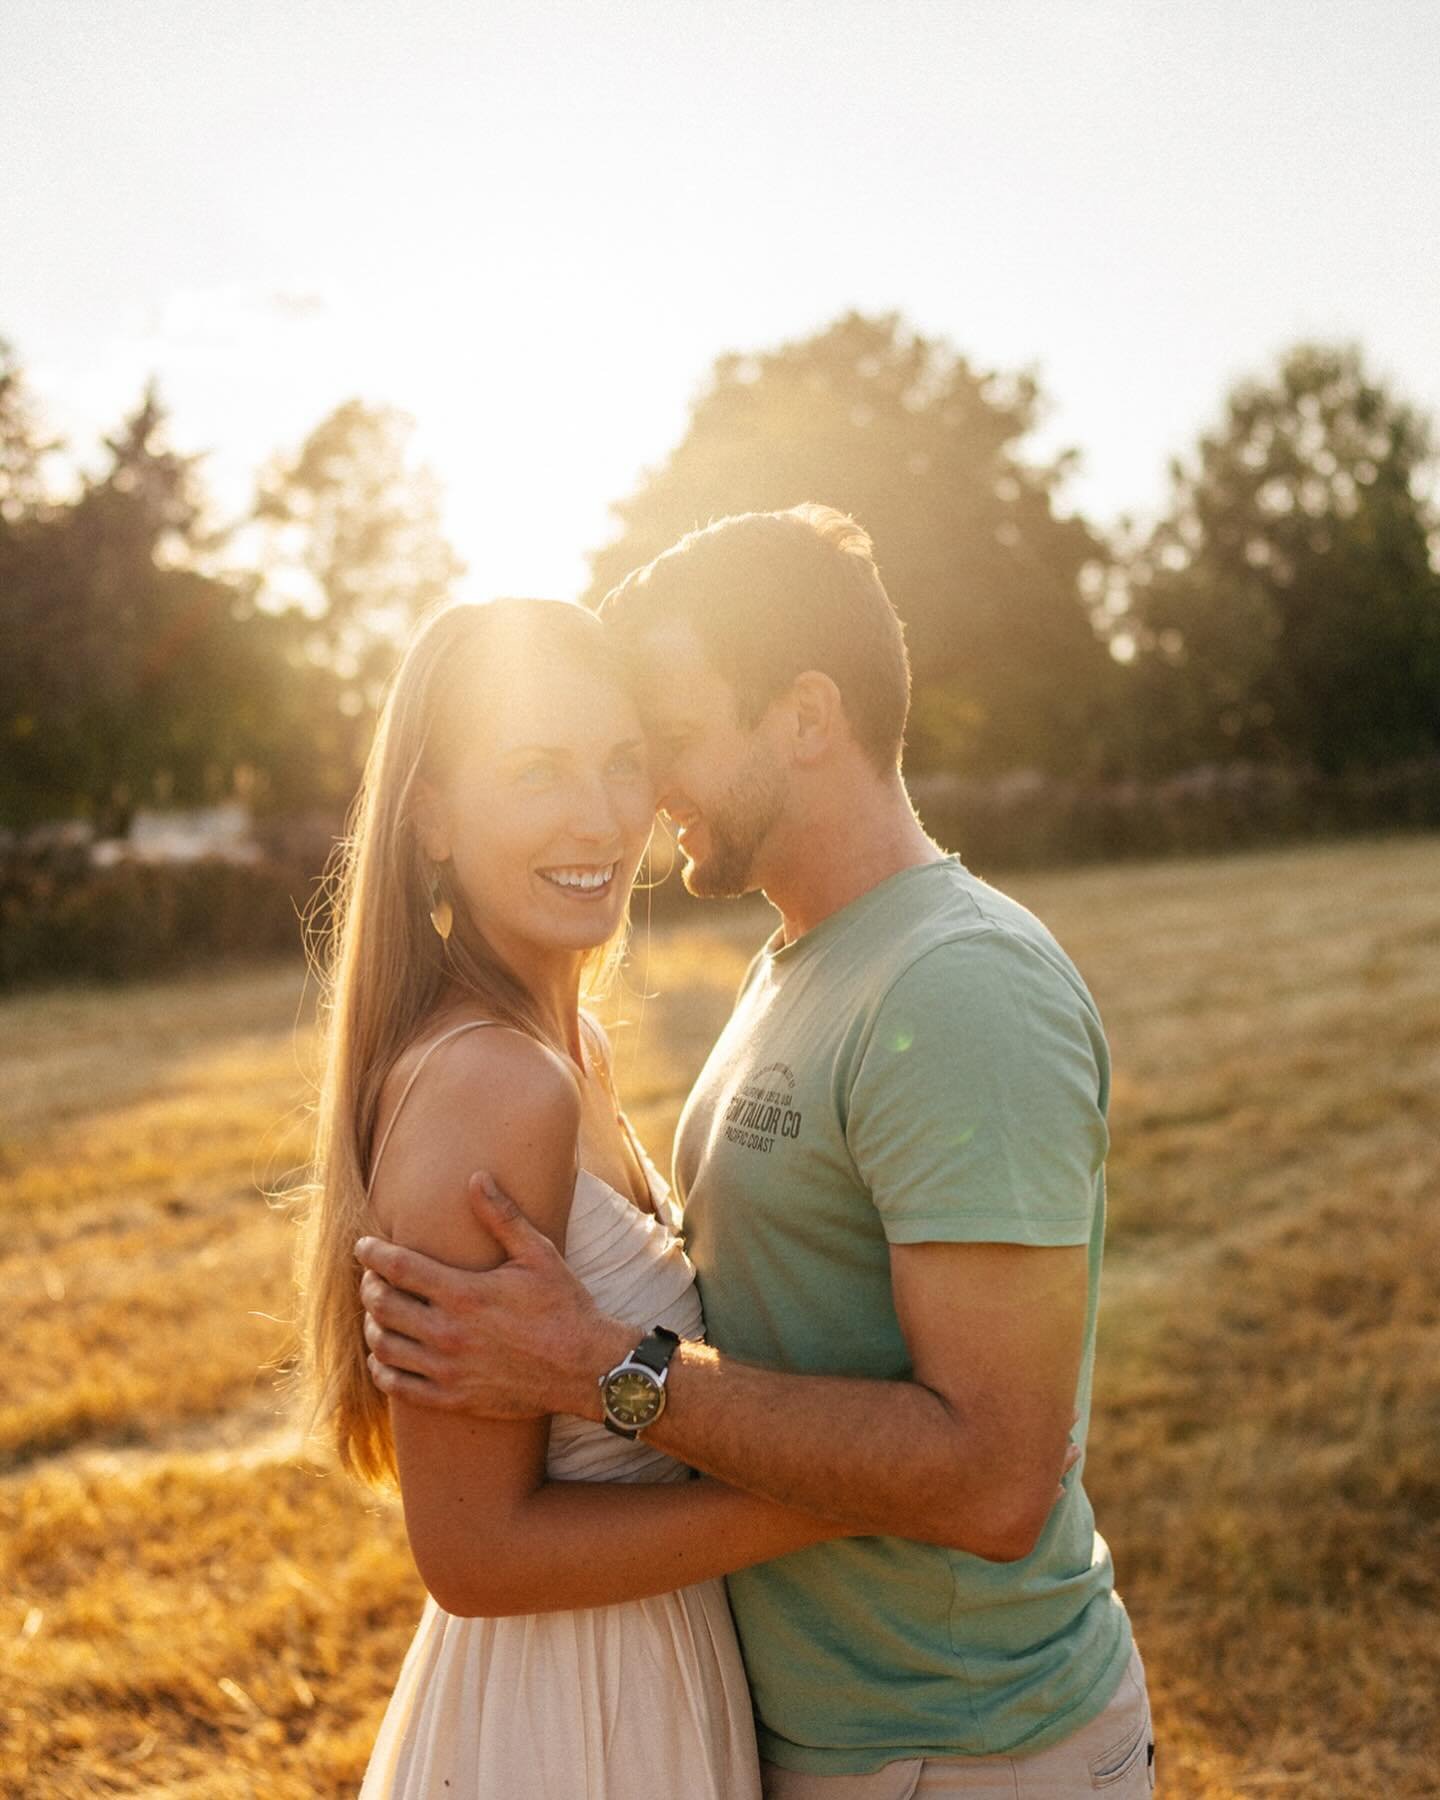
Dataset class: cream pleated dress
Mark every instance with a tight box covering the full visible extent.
[358,1022,762,1800]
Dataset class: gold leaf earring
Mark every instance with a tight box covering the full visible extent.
[428,865,454,941]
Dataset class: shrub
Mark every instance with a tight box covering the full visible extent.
[906,757,1440,872]
[8,759,1438,980]
[0,844,325,988]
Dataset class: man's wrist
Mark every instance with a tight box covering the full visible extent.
[567,1314,637,1422]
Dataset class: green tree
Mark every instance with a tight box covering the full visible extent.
[253,399,463,704]
[0,336,56,524]
[585,312,1113,775]
[0,340,60,818]
[249,400,465,811]
[0,385,299,831]
[1120,343,1440,773]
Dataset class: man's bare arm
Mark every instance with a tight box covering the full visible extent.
[642,1238,1085,1560]
[358,1178,1085,1560]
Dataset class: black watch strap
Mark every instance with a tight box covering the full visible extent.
[629,1325,681,1375]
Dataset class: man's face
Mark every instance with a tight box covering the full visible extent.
[629,620,789,899]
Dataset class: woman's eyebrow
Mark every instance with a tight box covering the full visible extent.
[494,741,566,760]
[496,734,647,759]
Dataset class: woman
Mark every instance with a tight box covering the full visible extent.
[294,599,845,1799]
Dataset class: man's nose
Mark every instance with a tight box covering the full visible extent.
[653,782,686,825]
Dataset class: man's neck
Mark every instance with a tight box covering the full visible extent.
[761,769,944,944]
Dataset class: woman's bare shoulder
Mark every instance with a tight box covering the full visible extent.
[371,1018,581,1257]
[382,1015,579,1120]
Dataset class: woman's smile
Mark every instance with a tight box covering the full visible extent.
[536,860,620,899]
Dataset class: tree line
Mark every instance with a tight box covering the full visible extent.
[3,312,1438,839]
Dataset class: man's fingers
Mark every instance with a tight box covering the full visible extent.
[354,1234,460,1304]
[1063,1443,1082,1473]
[467,1171,542,1254]
[367,1353,460,1410]
[359,1268,441,1340]
[363,1314,440,1380]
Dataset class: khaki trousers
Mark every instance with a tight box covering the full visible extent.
[761,1646,1155,1798]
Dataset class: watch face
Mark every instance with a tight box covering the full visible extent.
[603,1368,663,1428]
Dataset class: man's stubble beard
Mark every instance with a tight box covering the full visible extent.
[679,747,790,900]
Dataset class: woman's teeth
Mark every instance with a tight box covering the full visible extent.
[540,863,616,893]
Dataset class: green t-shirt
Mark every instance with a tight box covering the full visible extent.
[674,857,1133,1772]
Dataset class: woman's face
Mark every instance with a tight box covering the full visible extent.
[423,654,655,964]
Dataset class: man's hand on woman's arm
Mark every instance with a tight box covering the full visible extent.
[358,1173,633,1421]
[357,1174,1085,1561]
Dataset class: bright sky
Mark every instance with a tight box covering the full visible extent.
[4,0,1437,599]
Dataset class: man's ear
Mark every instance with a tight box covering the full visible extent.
[787,671,844,767]
[411,776,452,863]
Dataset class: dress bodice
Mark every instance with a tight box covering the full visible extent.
[546,1153,701,1486]
[359,1039,759,1800]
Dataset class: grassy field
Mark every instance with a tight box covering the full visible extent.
[3,835,1438,1797]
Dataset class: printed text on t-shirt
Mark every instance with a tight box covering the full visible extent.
[721,1064,803,1154]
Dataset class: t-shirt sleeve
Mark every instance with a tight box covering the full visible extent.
[845,932,1109,1247]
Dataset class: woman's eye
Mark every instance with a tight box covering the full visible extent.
[608,748,648,778]
[516,760,556,787]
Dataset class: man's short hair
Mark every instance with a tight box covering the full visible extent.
[598,504,911,773]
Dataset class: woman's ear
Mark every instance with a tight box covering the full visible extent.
[787,670,843,767]
[411,777,452,864]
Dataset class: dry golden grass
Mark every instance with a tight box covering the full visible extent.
[1009,840,1440,1796]
[3,837,1437,1796]
[0,965,316,1468]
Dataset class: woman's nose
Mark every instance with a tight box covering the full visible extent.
[567,772,620,840]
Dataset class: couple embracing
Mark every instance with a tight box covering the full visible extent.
[296,504,1154,1797]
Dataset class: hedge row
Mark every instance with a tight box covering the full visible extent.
[907,755,1440,874]
[0,845,319,988]
[4,759,1437,985]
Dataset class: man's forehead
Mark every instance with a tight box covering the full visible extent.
[629,616,709,674]
[626,619,731,716]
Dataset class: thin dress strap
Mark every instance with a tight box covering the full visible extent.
[366,1020,500,1197]
[581,1012,663,1220]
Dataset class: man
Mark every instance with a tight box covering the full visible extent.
[357,505,1153,1795]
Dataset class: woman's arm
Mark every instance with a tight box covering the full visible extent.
[416,1464,846,1619]
[370,1026,845,1620]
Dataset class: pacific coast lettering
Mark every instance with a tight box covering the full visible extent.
[722,1084,802,1145]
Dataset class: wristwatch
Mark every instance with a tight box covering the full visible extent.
[598,1327,681,1439]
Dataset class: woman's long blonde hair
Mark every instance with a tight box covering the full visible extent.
[292,599,636,1487]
